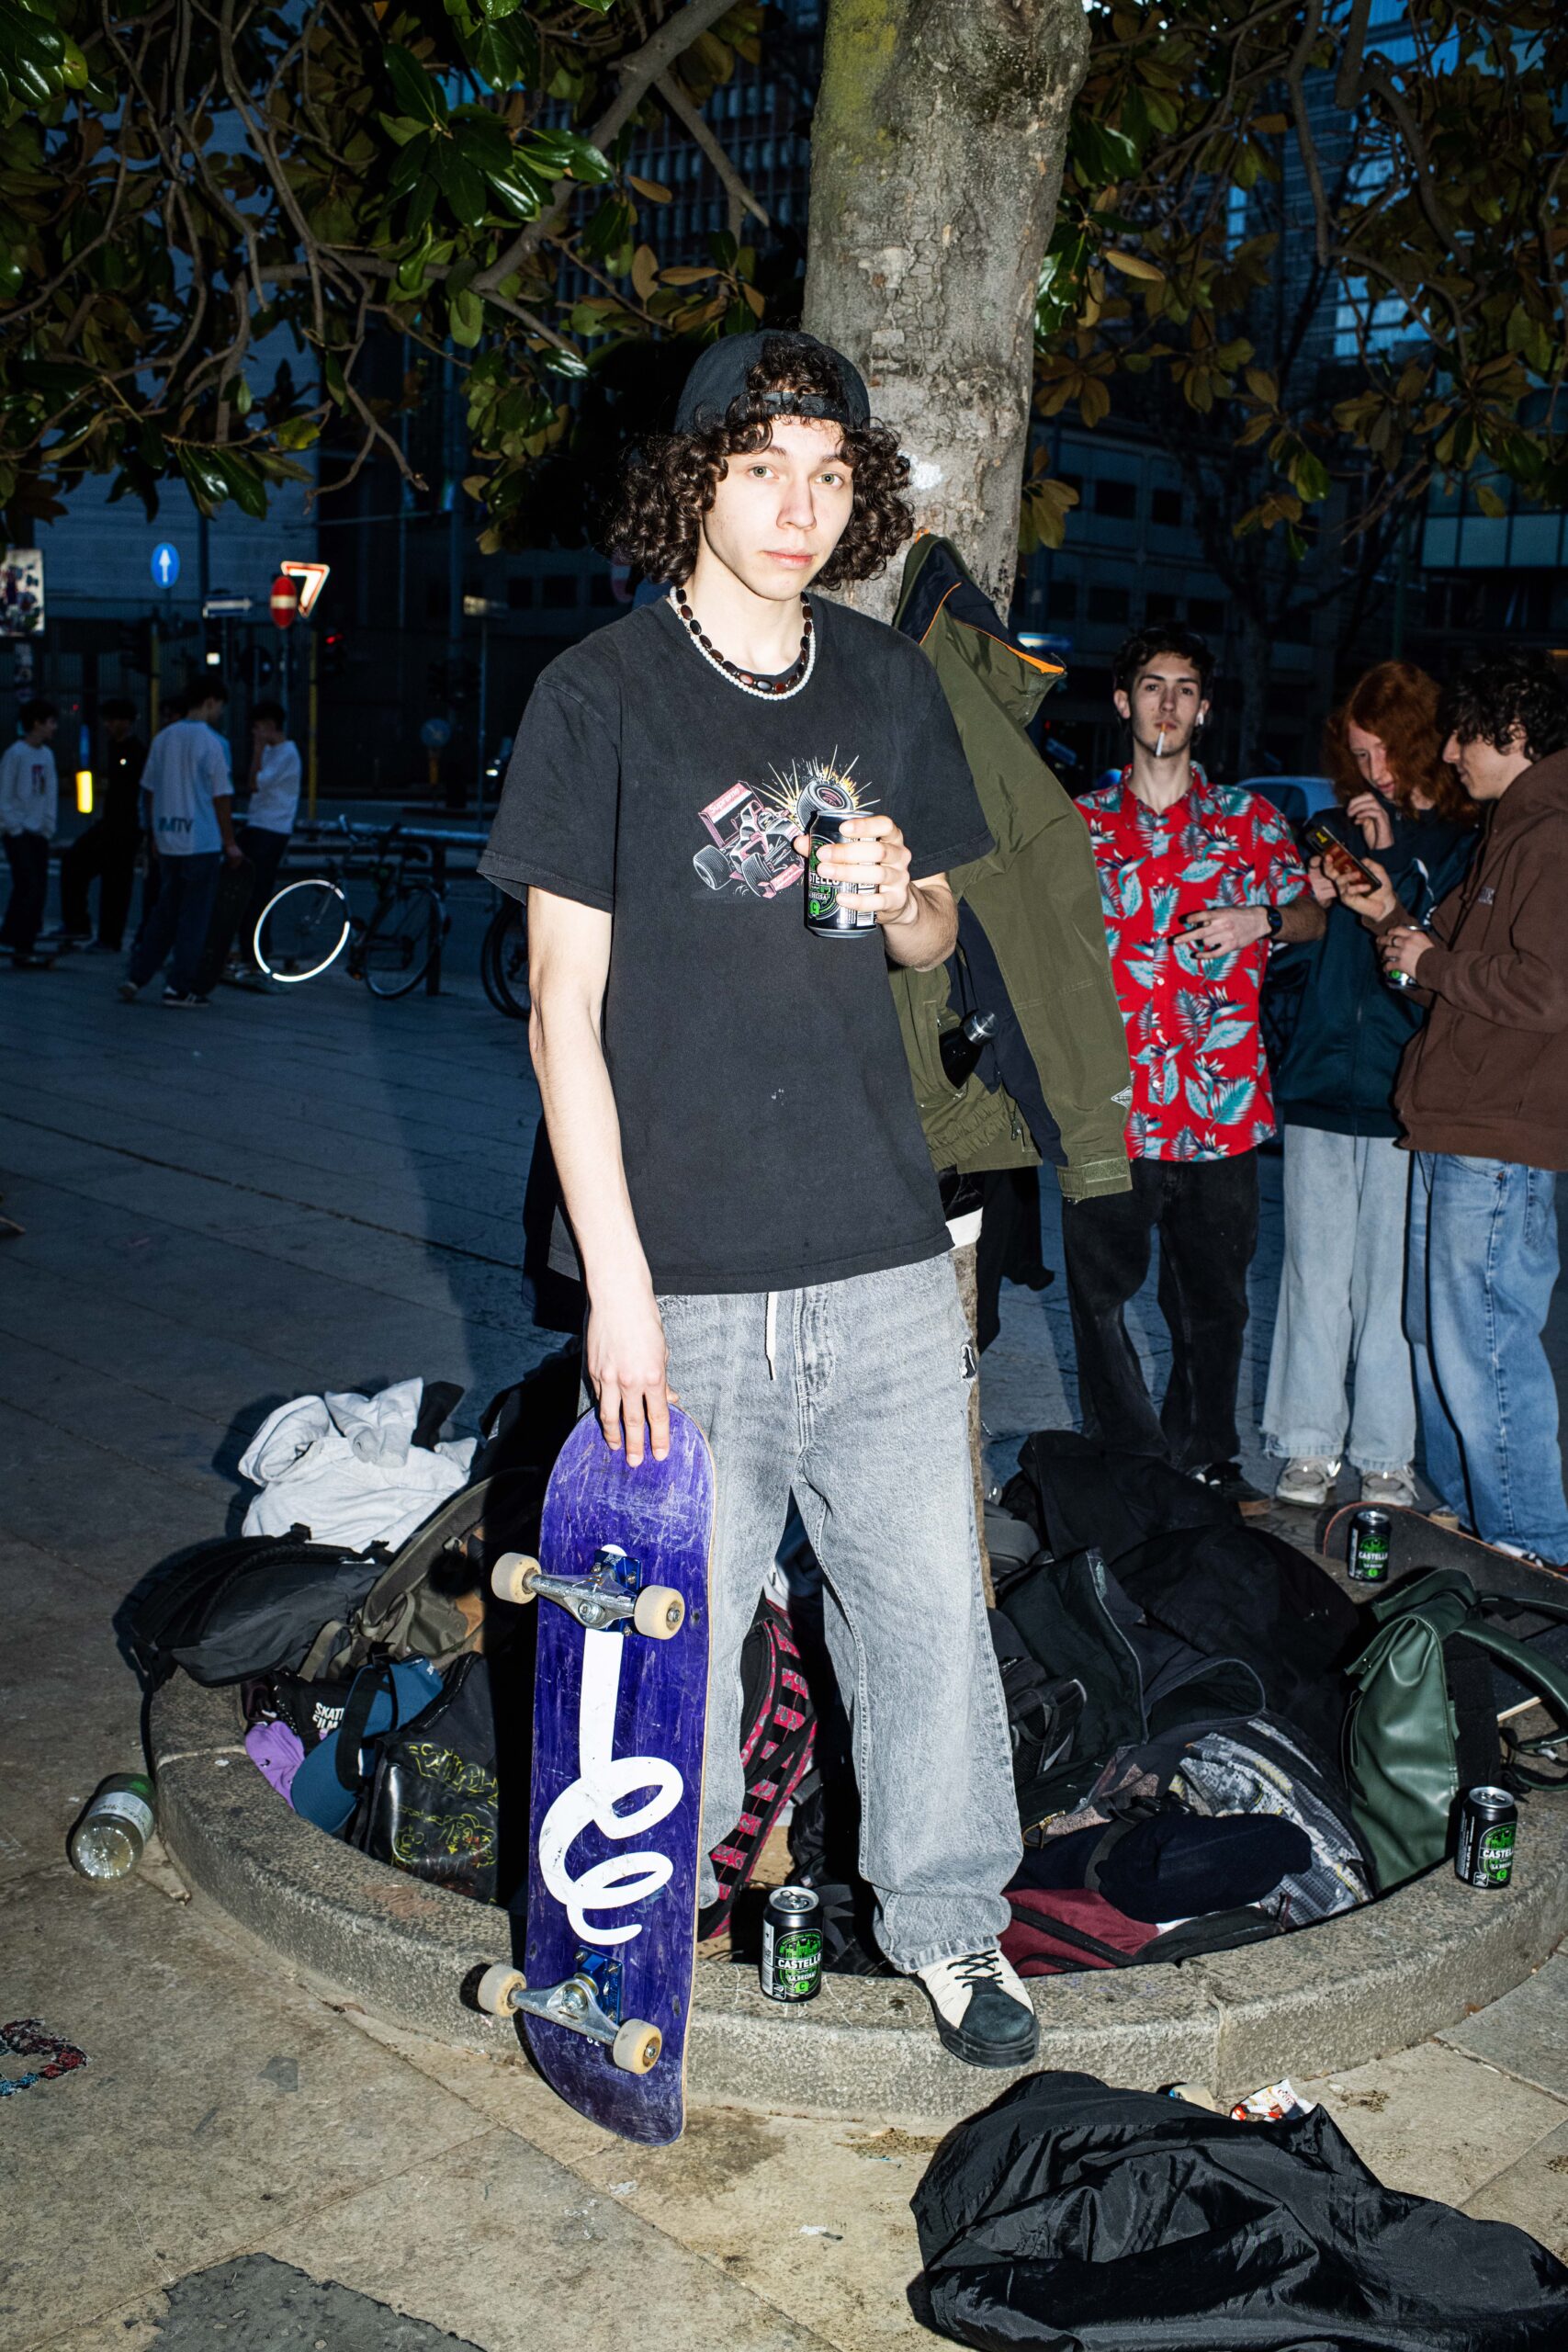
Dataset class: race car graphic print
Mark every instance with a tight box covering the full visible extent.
[693,754,873,899]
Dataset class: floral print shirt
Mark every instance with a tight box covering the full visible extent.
[1078,764,1308,1161]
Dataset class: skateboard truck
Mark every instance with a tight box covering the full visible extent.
[491,1543,685,1639]
[475,1953,661,2075]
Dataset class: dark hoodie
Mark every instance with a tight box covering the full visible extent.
[1271,797,1475,1137]
[1393,747,1568,1168]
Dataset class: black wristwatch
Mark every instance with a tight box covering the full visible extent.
[1263,904,1284,937]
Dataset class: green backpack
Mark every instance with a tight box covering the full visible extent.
[1343,1565,1568,1893]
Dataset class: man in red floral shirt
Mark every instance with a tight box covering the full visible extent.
[1065,628,1325,1509]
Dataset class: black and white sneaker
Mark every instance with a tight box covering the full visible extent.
[916,1947,1038,2069]
[161,986,209,1007]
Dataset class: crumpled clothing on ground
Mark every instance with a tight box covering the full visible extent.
[237,1378,475,1552]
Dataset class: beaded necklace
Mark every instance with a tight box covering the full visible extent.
[669,587,816,701]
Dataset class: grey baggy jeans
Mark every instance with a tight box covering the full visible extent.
[658,1252,1019,1973]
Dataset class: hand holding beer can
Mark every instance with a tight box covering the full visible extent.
[805,800,878,938]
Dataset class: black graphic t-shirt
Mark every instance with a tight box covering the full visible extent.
[479,593,992,1295]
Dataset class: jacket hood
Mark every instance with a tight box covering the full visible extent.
[1485,745,1568,842]
[894,535,1063,730]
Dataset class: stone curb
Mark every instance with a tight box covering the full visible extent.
[153,1674,1568,2127]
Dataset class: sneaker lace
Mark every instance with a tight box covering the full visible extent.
[950,1950,1005,1989]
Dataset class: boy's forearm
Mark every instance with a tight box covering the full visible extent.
[529,988,653,1301]
[882,877,958,972]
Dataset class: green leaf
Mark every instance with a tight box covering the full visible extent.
[383,44,446,127]
[520,127,613,184]
[175,444,230,511]
[377,112,426,148]
[542,346,590,379]
[431,141,488,231]
[215,447,267,520]
[1068,116,1142,186]
[449,287,484,347]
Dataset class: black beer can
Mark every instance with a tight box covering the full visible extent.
[805,804,876,938]
[1456,1786,1517,1889]
[1347,1508,1392,1583]
[760,1885,824,2002]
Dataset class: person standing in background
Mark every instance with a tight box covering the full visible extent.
[1066,629,1324,1509]
[1359,652,1568,1566]
[220,698,300,982]
[56,697,147,953]
[118,681,241,1007]
[1263,662,1477,1510]
[0,697,60,970]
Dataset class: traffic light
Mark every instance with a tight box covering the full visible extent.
[321,628,347,678]
[115,619,152,674]
[423,656,479,706]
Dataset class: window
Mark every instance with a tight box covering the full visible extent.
[1151,488,1183,528]
[1093,479,1137,520]
[1088,583,1131,624]
[506,576,534,611]
[1046,578,1077,619]
[1145,590,1180,623]
[1189,597,1225,636]
[542,575,577,610]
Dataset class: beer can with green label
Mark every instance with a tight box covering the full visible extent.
[1456,1786,1517,1889]
[761,1885,824,2001]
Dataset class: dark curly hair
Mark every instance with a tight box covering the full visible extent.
[1438,651,1568,768]
[1325,661,1475,826]
[1111,625,1216,699]
[606,335,913,590]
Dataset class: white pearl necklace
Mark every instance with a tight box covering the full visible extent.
[667,589,818,702]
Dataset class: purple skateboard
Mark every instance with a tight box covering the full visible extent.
[479,1406,715,2144]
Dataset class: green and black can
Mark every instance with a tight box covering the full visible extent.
[761,1885,824,2002]
[1347,1507,1392,1584]
[805,804,876,938]
[1456,1786,1517,1889]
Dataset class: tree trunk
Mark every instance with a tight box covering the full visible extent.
[803,0,1089,619]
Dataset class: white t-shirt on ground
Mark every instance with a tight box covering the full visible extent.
[141,719,230,857]
[247,740,301,836]
[0,740,58,840]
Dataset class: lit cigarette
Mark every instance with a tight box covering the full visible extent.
[1155,726,1167,757]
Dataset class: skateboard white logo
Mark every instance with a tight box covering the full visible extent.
[538,1628,684,1947]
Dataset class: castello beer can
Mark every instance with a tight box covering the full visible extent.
[1347,1508,1391,1583]
[1456,1786,1517,1889]
[805,805,877,937]
[760,1885,824,2002]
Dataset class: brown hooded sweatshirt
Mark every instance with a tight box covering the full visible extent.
[1393,747,1568,1169]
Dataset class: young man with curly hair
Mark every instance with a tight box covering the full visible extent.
[1348,650,1568,1565]
[480,332,1034,2067]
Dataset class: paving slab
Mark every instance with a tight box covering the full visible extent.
[1464,2113,1568,2261]
[33,2254,486,2352]
[0,1539,145,1884]
[1293,2041,1568,2209]
[1438,1952,1568,2099]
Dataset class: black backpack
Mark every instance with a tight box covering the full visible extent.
[123,1535,383,1688]
[351,1653,505,1905]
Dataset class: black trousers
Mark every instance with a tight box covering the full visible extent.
[1,833,50,958]
[60,820,139,949]
[1061,1149,1259,1473]
[211,823,289,969]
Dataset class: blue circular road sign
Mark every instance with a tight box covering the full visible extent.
[151,542,181,589]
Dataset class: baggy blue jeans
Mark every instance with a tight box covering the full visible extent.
[657,1254,1019,1972]
[1406,1150,1568,1562]
[1263,1125,1417,1476]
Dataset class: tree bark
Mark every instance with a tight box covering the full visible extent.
[803,0,1090,619]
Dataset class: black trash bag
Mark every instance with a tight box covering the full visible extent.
[913,2070,1568,2352]
[122,1536,383,1689]
[352,1653,506,1905]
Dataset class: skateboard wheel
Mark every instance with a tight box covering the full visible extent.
[476,1963,525,2018]
[633,1585,684,1640]
[612,2019,661,2074]
[491,1552,540,1607]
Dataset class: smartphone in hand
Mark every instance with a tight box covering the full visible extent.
[1303,817,1381,893]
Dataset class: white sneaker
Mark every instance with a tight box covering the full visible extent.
[1359,1467,1418,1509]
[916,1947,1039,2069]
[1275,1456,1341,1508]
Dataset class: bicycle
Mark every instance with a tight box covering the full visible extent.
[254,821,448,1000]
[479,890,528,1019]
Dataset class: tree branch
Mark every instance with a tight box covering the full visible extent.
[654,69,770,236]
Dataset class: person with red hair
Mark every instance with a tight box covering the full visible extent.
[1263,661,1477,1510]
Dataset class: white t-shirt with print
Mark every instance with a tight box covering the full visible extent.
[247,740,301,836]
[141,719,231,857]
[0,739,58,839]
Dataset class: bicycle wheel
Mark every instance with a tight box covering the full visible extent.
[254,876,352,981]
[480,899,529,1019]
[360,881,444,999]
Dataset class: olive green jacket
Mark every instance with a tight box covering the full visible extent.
[890,536,1132,1201]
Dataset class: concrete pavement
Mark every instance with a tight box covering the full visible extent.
[5,889,1568,2348]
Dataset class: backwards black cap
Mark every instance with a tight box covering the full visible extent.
[672,330,871,435]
